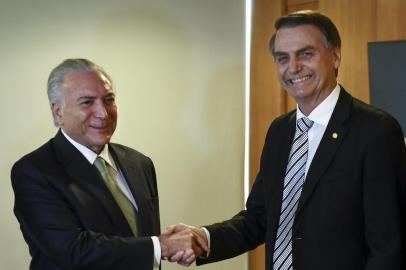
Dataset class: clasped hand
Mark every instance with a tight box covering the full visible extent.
[159,223,209,266]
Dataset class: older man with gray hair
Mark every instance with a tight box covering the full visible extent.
[11,58,205,270]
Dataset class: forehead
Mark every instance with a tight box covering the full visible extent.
[63,71,113,94]
[274,24,326,53]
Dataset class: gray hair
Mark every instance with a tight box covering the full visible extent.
[47,58,113,126]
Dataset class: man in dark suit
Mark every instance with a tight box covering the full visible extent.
[164,11,406,269]
[11,59,203,270]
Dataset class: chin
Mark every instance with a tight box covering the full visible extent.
[88,135,111,146]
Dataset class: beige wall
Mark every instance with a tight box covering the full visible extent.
[0,1,246,269]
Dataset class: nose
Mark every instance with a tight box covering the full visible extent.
[288,58,302,74]
[94,102,108,119]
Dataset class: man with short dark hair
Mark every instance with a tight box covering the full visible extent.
[11,58,204,270]
[165,11,406,270]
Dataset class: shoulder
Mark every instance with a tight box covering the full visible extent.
[12,139,55,173]
[330,87,403,137]
[109,143,153,165]
[332,90,405,149]
[272,110,296,126]
[350,96,402,133]
[11,138,59,189]
[266,110,296,136]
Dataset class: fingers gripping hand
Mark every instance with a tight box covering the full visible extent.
[160,223,209,266]
[163,223,189,236]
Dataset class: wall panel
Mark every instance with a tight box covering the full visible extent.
[376,0,406,41]
[319,0,375,102]
[249,1,284,269]
[286,2,318,14]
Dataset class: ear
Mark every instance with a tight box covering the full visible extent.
[332,47,341,70]
[51,103,64,126]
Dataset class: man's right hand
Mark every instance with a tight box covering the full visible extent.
[158,223,209,266]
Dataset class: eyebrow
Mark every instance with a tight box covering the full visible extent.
[274,45,316,56]
[77,96,95,102]
[105,92,115,98]
[76,92,115,102]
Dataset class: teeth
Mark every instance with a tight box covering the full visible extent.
[290,75,311,84]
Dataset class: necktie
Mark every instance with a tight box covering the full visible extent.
[273,117,314,270]
[94,157,138,236]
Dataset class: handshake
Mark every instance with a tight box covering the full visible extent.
[158,223,209,266]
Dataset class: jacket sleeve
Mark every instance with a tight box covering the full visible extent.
[362,116,406,270]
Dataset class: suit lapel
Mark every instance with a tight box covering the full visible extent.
[53,131,133,236]
[109,145,150,236]
[269,112,297,232]
[274,112,297,200]
[294,88,352,224]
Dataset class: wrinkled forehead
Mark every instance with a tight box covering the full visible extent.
[62,70,115,95]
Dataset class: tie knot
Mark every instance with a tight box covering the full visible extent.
[297,117,314,133]
[94,156,108,174]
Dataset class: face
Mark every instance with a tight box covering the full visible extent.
[273,24,341,114]
[52,71,117,154]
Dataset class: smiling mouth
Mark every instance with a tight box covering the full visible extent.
[288,75,312,84]
[90,125,108,130]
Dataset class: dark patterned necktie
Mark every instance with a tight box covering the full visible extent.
[273,117,314,270]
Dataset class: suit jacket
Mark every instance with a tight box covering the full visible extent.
[11,130,160,270]
[198,87,406,270]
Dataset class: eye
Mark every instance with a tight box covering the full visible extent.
[276,55,288,64]
[300,51,314,59]
[79,99,93,106]
[104,95,116,105]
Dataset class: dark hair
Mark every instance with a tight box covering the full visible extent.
[269,11,341,56]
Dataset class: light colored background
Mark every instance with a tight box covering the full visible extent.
[0,0,247,269]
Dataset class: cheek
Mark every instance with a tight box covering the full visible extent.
[77,110,92,122]
[277,68,286,83]
[108,107,118,118]
[60,108,78,124]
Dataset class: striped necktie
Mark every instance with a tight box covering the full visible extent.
[273,117,314,270]
[94,157,138,236]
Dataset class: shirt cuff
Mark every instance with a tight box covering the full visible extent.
[151,236,161,267]
[201,227,211,257]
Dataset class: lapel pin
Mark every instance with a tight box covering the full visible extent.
[332,132,338,139]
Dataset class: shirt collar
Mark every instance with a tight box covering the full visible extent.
[296,84,340,126]
[61,129,117,171]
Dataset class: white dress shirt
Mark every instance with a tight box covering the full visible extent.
[297,84,340,176]
[61,130,161,268]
